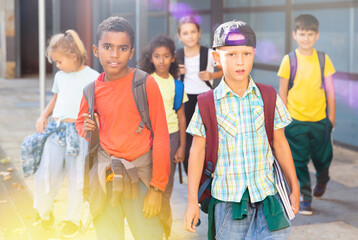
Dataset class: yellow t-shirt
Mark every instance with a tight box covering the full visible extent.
[277,49,335,121]
[151,72,189,134]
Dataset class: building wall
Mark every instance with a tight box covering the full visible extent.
[0,0,16,78]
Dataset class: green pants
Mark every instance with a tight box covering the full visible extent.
[285,118,333,202]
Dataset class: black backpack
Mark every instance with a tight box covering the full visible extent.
[176,46,213,89]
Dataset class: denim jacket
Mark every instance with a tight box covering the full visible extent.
[21,119,80,178]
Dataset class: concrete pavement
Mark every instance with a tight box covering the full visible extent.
[0,76,358,240]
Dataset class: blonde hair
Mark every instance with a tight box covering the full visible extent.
[46,29,87,66]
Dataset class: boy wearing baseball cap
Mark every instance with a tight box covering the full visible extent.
[184,20,299,239]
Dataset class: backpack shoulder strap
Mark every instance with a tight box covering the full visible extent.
[176,48,185,82]
[317,51,325,87]
[197,89,218,198]
[173,78,184,111]
[83,81,99,151]
[199,46,209,72]
[132,69,153,137]
[200,46,213,89]
[288,50,297,91]
[255,83,277,146]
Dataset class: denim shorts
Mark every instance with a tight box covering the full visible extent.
[214,194,291,240]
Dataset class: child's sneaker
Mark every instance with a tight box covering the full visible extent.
[313,183,327,199]
[299,201,313,216]
[60,221,80,239]
[34,212,54,230]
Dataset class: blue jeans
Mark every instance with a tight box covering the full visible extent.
[214,196,291,240]
[93,180,163,240]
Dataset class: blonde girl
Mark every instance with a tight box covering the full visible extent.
[22,30,99,238]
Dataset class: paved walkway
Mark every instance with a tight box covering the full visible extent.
[0,76,358,240]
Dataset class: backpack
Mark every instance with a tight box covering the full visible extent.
[173,78,184,111]
[176,46,213,89]
[196,83,288,214]
[82,69,153,197]
[288,50,325,90]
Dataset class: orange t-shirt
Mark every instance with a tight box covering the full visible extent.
[76,70,170,190]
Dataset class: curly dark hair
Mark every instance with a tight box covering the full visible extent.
[96,16,135,49]
[139,34,179,79]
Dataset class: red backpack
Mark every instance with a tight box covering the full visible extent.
[196,83,277,213]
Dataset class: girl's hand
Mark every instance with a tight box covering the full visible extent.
[178,64,186,75]
[174,146,185,163]
[199,71,212,81]
[36,117,48,133]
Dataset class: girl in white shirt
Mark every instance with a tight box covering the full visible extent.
[176,16,223,174]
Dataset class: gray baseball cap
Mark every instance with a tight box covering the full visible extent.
[212,20,256,49]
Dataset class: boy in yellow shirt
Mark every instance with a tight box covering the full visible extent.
[278,14,336,216]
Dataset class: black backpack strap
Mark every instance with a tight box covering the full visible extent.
[317,51,325,88]
[83,81,99,161]
[82,81,99,200]
[255,83,277,146]
[176,48,185,82]
[200,46,213,89]
[199,46,209,72]
[316,51,330,141]
[132,69,153,137]
[197,89,218,208]
[288,51,297,91]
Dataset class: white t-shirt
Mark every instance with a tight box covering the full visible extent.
[52,66,99,119]
[184,48,216,95]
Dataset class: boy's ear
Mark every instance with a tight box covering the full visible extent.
[292,31,297,40]
[212,51,221,67]
[315,31,320,41]
[129,48,135,60]
[92,45,99,57]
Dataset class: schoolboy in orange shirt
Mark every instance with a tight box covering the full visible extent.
[75,17,170,240]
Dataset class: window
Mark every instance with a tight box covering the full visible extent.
[225,12,286,65]
[148,16,168,41]
[293,9,350,72]
[224,0,285,8]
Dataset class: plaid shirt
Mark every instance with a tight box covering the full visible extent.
[187,77,292,203]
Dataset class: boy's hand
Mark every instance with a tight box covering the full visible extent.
[174,146,185,163]
[82,113,99,133]
[178,64,186,75]
[36,117,47,133]
[184,202,200,233]
[290,191,300,215]
[329,116,335,128]
[199,71,212,81]
[143,187,162,218]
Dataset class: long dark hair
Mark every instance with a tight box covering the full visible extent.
[139,34,179,79]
